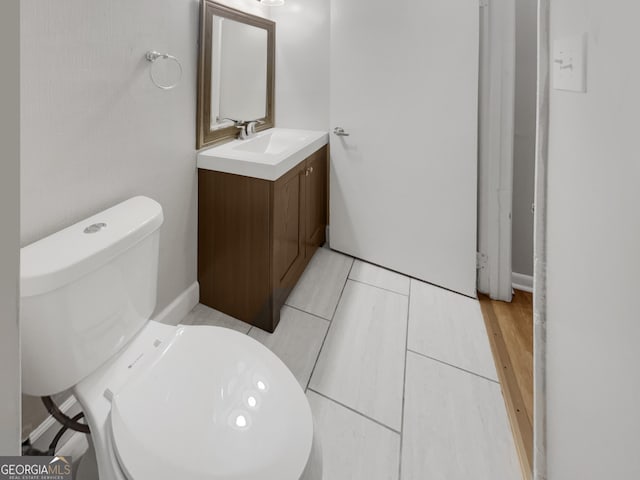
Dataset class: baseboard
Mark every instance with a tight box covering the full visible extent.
[152,281,200,326]
[29,395,82,452]
[512,272,533,293]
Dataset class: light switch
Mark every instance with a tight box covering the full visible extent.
[553,35,587,93]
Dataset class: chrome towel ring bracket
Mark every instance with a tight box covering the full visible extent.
[145,50,183,90]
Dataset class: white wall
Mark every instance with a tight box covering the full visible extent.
[546,1,640,478]
[19,0,270,438]
[270,0,330,130]
[216,0,268,17]
[512,0,537,277]
[21,0,200,311]
[0,0,21,456]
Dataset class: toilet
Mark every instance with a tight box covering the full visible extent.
[20,196,321,480]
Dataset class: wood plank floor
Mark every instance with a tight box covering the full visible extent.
[479,290,533,480]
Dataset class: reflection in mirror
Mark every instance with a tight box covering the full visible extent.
[197,1,275,149]
[210,17,268,131]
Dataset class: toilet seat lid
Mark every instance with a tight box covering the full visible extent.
[109,325,313,480]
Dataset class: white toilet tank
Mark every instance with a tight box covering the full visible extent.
[21,196,164,396]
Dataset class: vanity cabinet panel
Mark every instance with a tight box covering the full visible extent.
[305,147,328,257]
[198,146,328,332]
[273,162,307,292]
[198,171,272,329]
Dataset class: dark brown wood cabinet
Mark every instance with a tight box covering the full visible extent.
[198,145,328,332]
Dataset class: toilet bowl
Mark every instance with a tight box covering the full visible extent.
[20,196,321,480]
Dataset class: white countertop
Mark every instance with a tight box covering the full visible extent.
[197,128,329,181]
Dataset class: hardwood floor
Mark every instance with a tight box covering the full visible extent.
[479,290,533,480]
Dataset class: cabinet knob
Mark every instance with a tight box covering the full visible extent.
[309,167,314,174]
[305,168,310,176]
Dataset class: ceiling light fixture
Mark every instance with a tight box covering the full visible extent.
[257,0,285,6]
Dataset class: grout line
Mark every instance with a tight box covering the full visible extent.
[304,258,355,392]
[328,258,355,320]
[284,304,332,323]
[348,277,410,297]
[307,388,401,436]
[407,349,500,384]
[348,254,476,300]
[398,279,412,480]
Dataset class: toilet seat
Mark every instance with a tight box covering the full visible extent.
[108,325,313,480]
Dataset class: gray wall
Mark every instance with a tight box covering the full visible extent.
[0,0,21,455]
[271,0,330,131]
[546,0,640,477]
[17,0,324,443]
[512,0,537,277]
[20,0,201,439]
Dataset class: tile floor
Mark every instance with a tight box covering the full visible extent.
[181,246,521,480]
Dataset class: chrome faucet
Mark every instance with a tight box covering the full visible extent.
[221,118,264,140]
[235,122,250,140]
[243,120,264,139]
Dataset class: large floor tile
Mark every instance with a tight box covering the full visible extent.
[307,391,400,480]
[309,281,408,430]
[180,303,251,334]
[248,306,329,388]
[349,260,411,295]
[401,352,519,480]
[408,280,498,381]
[286,247,354,320]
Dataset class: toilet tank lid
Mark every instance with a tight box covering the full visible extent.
[21,196,164,298]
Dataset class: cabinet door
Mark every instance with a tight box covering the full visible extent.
[305,146,328,256]
[273,162,307,291]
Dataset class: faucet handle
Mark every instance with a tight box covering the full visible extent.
[236,124,249,140]
[220,117,247,127]
[246,119,264,135]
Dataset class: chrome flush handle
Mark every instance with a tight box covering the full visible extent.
[333,127,350,137]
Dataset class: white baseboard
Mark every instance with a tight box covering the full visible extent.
[29,396,80,449]
[28,395,89,460]
[152,281,200,326]
[512,272,533,293]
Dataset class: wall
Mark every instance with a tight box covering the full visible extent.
[19,0,268,441]
[21,0,200,308]
[0,0,21,456]
[270,0,330,131]
[546,1,640,478]
[512,0,537,278]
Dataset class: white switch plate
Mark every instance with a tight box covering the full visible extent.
[553,35,587,93]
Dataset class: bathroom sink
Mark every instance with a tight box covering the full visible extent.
[197,128,328,181]
[233,129,312,155]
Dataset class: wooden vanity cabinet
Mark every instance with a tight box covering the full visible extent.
[198,145,328,332]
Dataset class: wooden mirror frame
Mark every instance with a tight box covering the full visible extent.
[197,1,275,149]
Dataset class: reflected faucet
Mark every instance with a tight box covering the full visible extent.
[245,121,260,137]
[220,118,264,140]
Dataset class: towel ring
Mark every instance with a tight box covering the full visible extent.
[145,51,182,90]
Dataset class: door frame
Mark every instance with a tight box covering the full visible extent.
[0,0,21,455]
[477,0,515,302]
[533,0,550,478]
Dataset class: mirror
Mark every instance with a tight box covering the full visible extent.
[197,1,275,149]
